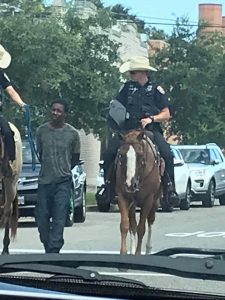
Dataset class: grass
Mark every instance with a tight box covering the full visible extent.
[86,192,96,206]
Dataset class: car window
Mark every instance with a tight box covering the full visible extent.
[172,149,178,159]
[176,150,183,160]
[22,141,39,164]
[212,149,223,163]
[179,149,210,164]
[209,149,217,163]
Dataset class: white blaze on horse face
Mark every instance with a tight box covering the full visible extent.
[126,145,136,187]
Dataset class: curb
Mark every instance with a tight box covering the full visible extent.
[86,205,99,212]
[86,204,119,213]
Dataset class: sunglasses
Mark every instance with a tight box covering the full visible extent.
[129,71,138,75]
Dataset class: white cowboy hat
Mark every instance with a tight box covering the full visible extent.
[119,56,157,73]
[0,44,11,69]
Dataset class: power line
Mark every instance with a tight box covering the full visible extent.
[115,18,225,29]
[110,11,199,24]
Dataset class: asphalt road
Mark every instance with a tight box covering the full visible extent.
[1,200,225,296]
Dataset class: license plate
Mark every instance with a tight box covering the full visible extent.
[18,196,25,205]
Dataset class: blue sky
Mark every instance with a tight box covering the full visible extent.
[102,0,225,33]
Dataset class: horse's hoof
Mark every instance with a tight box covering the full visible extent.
[146,247,152,255]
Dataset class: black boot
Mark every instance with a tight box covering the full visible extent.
[162,173,180,207]
[167,182,180,207]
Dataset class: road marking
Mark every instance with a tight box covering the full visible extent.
[165,231,205,237]
[165,231,225,238]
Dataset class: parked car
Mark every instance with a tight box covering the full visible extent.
[17,140,86,225]
[96,146,192,212]
[161,146,192,212]
[175,143,225,207]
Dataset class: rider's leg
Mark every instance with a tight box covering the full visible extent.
[152,131,178,202]
[0,116,15,177]
[103,134,120,183]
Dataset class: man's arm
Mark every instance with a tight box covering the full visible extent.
[71,131,81,169]
[5,86,25,108]
[115,82,129,106]
[36,128,42,163]
[151,107,170,122]
[0,71,26,107]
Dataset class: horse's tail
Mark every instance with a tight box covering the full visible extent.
[10,193,18,239]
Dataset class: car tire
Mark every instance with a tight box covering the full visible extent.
[219,194,225,205]
[65,188,75,227]
[161,197,173,212]
[202,180,215,208]
[74,189,86,223]
[180,182,191,211]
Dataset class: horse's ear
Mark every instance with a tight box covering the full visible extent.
[137,130,144,141]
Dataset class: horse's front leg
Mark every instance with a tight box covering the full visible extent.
[146,204,157,254]
[129,203,137,255]
[118,193,129,255]
[136,196,154,255]
[2,221,10,254]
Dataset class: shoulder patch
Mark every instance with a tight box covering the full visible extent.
[118,84,125,93]
[157,86,165,94]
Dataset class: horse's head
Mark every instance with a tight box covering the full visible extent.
[117,129,146,193]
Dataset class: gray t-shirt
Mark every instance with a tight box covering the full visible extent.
[36,123,80,184]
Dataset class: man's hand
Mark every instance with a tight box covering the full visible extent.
[141,117,153,128]
[19,103,28,112]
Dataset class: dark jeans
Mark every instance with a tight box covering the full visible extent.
[35,178,71,253]
[103,130,175,191]
[0,115,15,161]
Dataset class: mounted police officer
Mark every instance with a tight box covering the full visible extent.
[0,44,26,176]
[103,56,179,205]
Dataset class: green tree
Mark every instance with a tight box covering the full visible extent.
[155,19,225,147]
[1,0,45,14]
[144,26,168,40]
[108,4,145,33]
[0,1,120,137]
[89,0,104,9]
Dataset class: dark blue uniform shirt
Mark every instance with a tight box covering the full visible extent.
[0,70,11,90]
[116,79,170,132]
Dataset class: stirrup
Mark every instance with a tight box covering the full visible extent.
[97,184,106,196]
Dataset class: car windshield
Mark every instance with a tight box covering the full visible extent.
[179,149,210,164]
[2,1,225,299]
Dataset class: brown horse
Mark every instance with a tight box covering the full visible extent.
[115,129,163,256]
[0,122,22,254]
